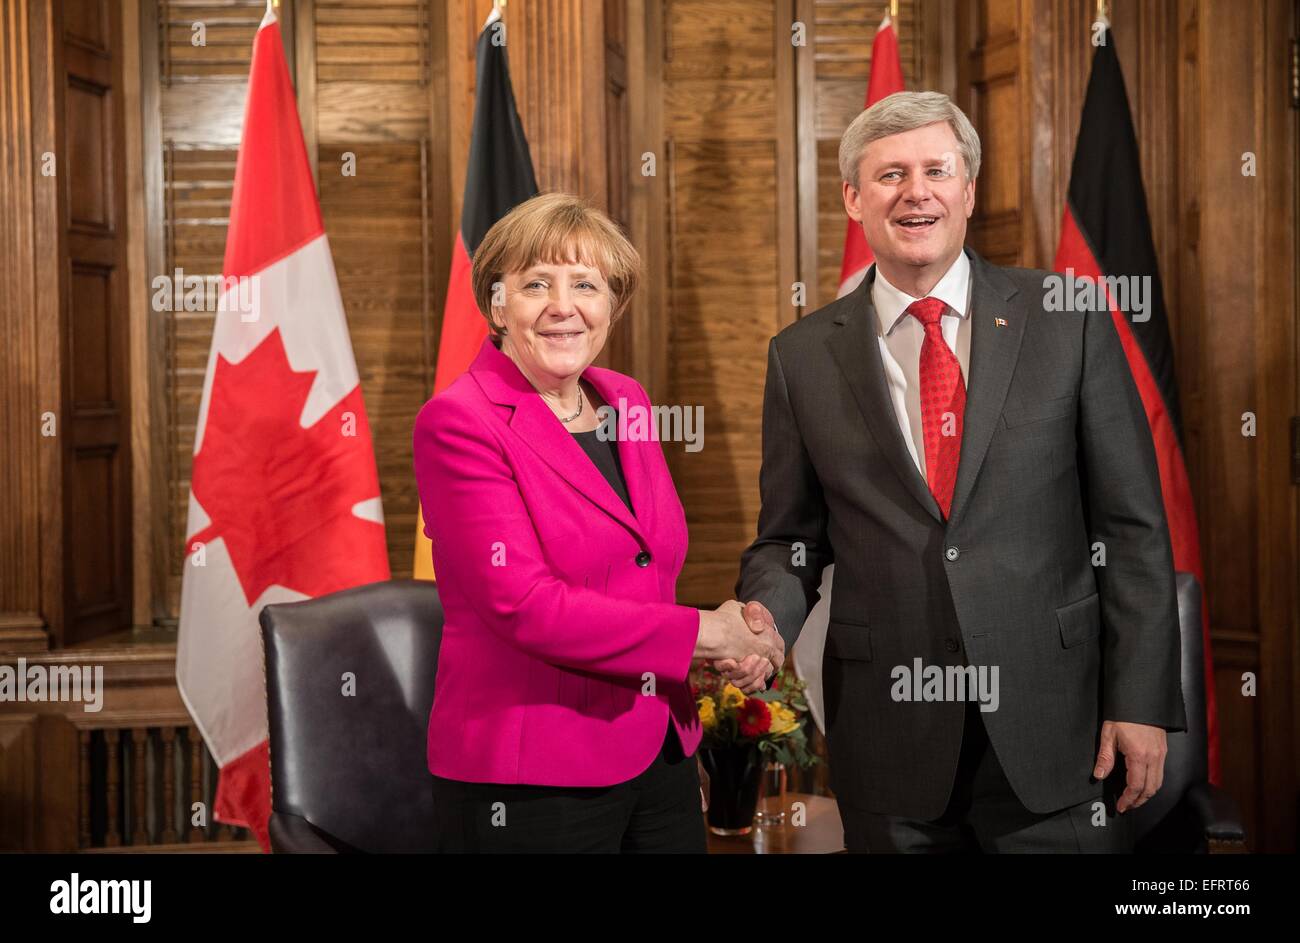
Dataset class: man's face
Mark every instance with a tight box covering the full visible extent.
[843,121,975,274]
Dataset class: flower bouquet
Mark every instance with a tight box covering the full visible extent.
[692,663,818,834]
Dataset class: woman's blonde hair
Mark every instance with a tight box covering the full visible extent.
[471,192,642,333]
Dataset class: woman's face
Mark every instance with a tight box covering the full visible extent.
[496,260,613,386]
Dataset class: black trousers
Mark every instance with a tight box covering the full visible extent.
[429,718,707,853]
[838,700,1133,853]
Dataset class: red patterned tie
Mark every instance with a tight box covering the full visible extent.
[906,297,965,518]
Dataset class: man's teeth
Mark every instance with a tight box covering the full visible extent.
[898,216,938,227]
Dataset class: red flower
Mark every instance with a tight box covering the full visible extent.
[738,697,772,738]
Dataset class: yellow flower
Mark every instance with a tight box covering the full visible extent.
[721,684,745,709]
[769,702,798,736]
[697,695,717,729]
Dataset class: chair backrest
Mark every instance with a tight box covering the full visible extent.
[260,579,443,853]
[1130,571,1208,846]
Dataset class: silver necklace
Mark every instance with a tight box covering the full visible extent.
[557,387,584,423]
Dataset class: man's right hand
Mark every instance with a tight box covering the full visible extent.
[713,601,783,694]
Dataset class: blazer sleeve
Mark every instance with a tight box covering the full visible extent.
[735,337,834,650]
[1077,303,1187,731]
[413,395,700,685]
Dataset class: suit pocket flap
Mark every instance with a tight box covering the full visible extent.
[1002,394,1076,428]
[1057,592,1101,648]
[824,622,872,661]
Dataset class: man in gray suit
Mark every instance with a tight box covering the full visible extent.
[723,91,1185,852]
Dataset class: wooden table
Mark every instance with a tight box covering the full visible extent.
[706,792,844,854]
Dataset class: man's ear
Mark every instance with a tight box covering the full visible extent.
[964,176,977,218]
[842,180,864,223]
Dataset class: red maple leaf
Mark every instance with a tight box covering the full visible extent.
[186,328,390,604]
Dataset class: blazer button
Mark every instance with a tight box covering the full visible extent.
[635,551,652,567]
[944,638,960,653]
[945,546,960,562]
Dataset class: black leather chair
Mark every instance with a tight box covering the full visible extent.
[260,579,443,853]
[1131,572,1245,852]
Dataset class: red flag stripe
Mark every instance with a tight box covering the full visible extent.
[222,19,323,280]
[433,234,487,395]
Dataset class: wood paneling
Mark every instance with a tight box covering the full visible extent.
[0,0,53,651]
[158,0,265,83]
[650,0,795,604]
[59,0,133,646]
[317,142,434,576]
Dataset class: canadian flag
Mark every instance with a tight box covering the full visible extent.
[176,6,391,852]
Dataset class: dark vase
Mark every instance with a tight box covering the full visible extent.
[699,743,763,835]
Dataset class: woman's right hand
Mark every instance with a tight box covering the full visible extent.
[694,601,784,676]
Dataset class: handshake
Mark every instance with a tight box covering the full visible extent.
[694,600,785,694]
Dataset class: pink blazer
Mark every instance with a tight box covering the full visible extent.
[413,337,702,786]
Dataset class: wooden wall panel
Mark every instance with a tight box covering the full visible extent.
[1171,0,1298,853]
[159,0,264,82]
[316,141,433,578]
[656,0,795,604]
[60,0,133,645]
[0,0,53,651]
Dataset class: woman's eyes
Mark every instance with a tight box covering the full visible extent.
[521,279,600,291]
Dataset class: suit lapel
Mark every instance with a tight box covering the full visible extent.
[828,269,944,524]
[947,250,1025,528]
[469,338,646,541]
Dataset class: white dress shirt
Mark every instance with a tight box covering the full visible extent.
[870,251,973,476]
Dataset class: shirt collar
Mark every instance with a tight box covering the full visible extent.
[871,249,972,337]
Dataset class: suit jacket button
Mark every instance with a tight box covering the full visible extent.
[944,638,960,653]
[635,551,652,567]
[945,546,960,561]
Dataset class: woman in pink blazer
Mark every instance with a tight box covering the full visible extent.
[413,193,783,852]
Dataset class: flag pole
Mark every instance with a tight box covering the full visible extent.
[890,0,898,20]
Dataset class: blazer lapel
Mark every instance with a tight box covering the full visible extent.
[947,250,1026,528]
[828,270,944,524]
[469,338,646,540]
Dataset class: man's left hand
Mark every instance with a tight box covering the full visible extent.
[1093,720,1168,813]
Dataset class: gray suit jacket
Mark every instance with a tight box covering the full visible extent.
[737,248,1186,818]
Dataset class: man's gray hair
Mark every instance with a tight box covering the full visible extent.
[838,91,981,190]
